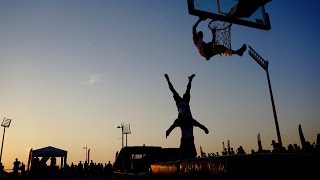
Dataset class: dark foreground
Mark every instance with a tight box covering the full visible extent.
[3,175,320,180]
[4,153,320,180]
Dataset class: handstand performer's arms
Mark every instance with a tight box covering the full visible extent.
[192,119,209,134]
[166,120,179,138]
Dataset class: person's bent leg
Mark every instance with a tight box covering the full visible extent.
[236,44,247,56]
[215,44,246,56]
[215,45,233,55]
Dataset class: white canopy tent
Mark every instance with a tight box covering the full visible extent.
[31,146,67,170]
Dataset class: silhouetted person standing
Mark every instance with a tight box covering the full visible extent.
[13,158,21,177]
[271,140,281,153]
[20,162,25,177]
[0,162,4,179]
[84,161,89,176]
[77,161,84,177]
[105,161,113,176]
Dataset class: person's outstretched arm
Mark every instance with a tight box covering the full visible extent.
[166,120,179,138]
[192,119,209,134]
[192,17,207,37]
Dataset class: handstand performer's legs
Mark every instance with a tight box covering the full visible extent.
[182,74,195,102]
[164,74,182,104]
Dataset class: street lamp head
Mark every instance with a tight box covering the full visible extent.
[1,118,12,128]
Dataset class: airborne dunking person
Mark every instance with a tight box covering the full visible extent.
[192,17,247,61]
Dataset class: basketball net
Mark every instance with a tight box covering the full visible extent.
[208,19,232,51]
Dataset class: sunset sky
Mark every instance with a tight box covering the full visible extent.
[0,0,319,169]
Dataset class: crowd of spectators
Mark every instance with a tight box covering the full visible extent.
[201,133,320,157]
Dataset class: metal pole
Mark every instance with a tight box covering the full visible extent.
[0,127,6,163]
[85,145,87,162]
[117,125,124,148]
[121,126,124,148]
[248,46,282,147]
[266,69,282,147]
[126,133,128,147]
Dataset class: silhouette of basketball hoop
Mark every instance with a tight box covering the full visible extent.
[208,19,232,49]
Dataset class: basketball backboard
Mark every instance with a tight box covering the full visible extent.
[188,0,271,30]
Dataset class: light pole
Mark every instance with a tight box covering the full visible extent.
[0,117,12,163]
[83,145,88,162]
[117,124,124,148]
[248,46,283,147]
[124,124,131,147]
[117,124,131,148]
